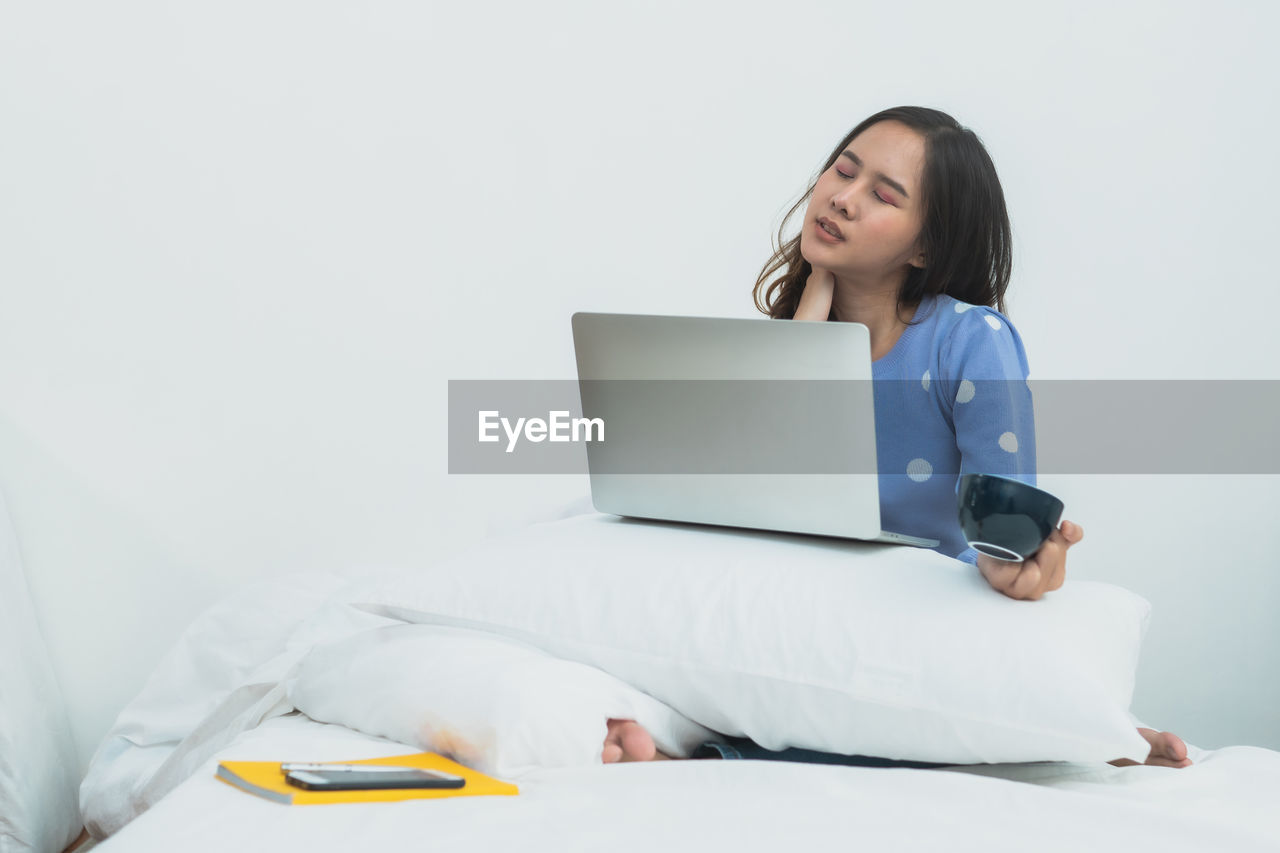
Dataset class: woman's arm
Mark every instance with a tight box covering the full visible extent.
[793,267,835,321]
[943,307,1078,600]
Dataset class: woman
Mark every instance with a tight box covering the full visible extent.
[603,106,1188,768]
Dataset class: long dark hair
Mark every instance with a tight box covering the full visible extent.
[752,106,1012,321]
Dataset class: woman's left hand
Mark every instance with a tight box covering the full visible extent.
[976,520,1083,601]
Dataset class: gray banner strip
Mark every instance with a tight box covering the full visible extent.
[448,380,1280,474]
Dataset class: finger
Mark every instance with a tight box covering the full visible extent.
[1032,549,1063,599]
[1032,529,1070,579]
[1043,526,1070,551]
[1046,551,1067,592]
[1041,526,1076,593]
[978,555,1021,592]
[982,554,1043,600]
[1010,561,1042,599]
[1027,537,1068,599]
[1059,520,1084,547]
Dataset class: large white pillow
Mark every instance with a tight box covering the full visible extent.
[287,623,714,776]
[0,488,82,853]
[356,512,1152,765]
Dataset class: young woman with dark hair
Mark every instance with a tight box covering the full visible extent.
[602,107,1189,769]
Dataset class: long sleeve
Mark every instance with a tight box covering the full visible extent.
[938,306,1037,564]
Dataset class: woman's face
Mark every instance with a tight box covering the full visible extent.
[801,120,927,285]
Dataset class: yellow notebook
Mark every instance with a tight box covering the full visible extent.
[216,752,518,804]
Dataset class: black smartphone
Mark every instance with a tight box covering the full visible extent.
[285,768,466,791]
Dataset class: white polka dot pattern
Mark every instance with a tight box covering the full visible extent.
[956,380,975,404]
[984,315,1002,331]
[998,432,1019,453]
[907,458,933,482]
[922,370,931,391]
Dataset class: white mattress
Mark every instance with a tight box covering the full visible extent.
[94,714,1280,852]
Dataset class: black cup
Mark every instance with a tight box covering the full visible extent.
[957,474,1064,562]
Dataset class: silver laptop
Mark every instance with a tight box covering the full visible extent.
[570,311,938,547]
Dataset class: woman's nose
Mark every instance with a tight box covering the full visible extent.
[830,187,856,218]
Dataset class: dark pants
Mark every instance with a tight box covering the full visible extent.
[692,737,950,769]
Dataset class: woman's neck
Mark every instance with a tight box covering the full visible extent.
[830,279,914,361]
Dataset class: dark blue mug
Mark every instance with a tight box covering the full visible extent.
[957,473,1064,562]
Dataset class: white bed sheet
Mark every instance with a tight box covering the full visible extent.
[0,488,81,853]
[94,714,1280,853]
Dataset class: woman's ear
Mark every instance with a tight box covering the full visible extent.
[908,249,926,270]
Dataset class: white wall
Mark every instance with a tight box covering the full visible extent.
[1,0,1277,772]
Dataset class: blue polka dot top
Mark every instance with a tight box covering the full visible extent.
[872,293,1036,563]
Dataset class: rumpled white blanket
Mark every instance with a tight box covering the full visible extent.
[93,713,1280,853]
[80,564,1280,851]
[79,572,712,838]
[80,574,365,837]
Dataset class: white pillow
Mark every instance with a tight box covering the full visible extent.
[287,623,714,776]
[0,488,82,853]
[355,513,1152,765]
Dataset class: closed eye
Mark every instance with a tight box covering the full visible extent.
[836,150,908,204]
[834,168,893,205]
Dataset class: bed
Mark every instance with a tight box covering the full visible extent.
[0,489,81,853]
[89,713,1280,852]
[51,507,1280,853]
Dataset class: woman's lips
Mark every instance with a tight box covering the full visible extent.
[815,218,844,243]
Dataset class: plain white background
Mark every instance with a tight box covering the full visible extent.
[1,0,1277,772]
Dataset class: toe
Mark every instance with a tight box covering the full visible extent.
[1135,728,1193,768]
[619,722,657,762]
[1154,731,1190,766]
[603,719,659,763]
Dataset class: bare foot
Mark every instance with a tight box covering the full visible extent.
[602,719,672,763]
[1109,727,1192,768]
